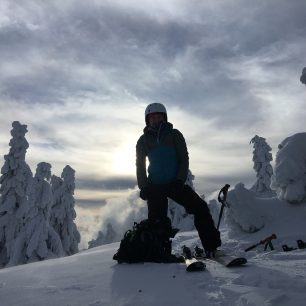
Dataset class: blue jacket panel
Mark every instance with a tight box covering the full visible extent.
[147,145,178,184]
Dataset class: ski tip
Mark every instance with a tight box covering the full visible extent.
[226,258,247,267]
[186,261,206,272]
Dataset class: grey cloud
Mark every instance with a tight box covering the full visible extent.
[0,0,305,127]
[76,177,137,191]
[195,171,256,197]
[231,1,306,55]
[28,114,122,150]
[0,2,230,105]
[31,140,65,150]
[60,4,201,60]
[76,199,107,209]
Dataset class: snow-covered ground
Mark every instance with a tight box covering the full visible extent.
[1,196,306,306]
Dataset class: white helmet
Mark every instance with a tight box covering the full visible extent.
[145,103,167,125]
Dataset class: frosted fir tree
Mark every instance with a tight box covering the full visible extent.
[8,163,64,265]
[88,223,117,249]
[271,133,306,203]
[168,170,195,231]
[19,163,64,264]
[88,231,104,249]
[300,67,306,85]
[250,135,275,196]
[50,166,80,255]
[0,122,33,266]
[50,174,63,227]
[225,183,265,234]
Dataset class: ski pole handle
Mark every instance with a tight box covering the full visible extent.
[218,184,230,204]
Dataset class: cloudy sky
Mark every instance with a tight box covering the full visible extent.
[0,0,305,243]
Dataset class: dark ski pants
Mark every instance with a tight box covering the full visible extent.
[146,184,221,252]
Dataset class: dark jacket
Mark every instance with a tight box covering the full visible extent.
[136,122,189,189]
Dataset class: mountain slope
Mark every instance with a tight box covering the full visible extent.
[1,229,306,306]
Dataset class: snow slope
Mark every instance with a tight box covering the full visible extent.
[1,222,306,306]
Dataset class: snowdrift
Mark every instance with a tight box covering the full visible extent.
[1,193,306,306]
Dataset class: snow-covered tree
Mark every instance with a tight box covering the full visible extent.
[88,231,104,249]
[168,170,195,231]
[88,223,116,249]
[225,183,265,235]
[250,135,274,196]
[271,133,306,203]
[0,122,33,266]
[50,174,63,228]
[50,166,80,255]
[21,163,64,264]
[300,67,306,85]
[8,162,64,265]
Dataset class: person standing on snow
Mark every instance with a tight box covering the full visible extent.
[136,103,221,256]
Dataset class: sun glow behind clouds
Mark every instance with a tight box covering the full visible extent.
[0,97,144,172]
[112,142,136,176]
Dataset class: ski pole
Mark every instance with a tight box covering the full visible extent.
[244,234,277,252]
[216,184,230,230]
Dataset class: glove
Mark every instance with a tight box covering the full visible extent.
[139,187,150,200]
[169,180,184,193]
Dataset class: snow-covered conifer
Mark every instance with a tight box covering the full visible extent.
[271,133,306,203]
[50,174,64,230]
[300,67,306,85]
[250,135,274,196]
[88,231,104,249]
[88,223,116,249]
[225,183,265,234]
[13,162,65,265]
[0,122,33,266]
[168,170,195,230]
[101,223,116,244]
[50,166,80,255]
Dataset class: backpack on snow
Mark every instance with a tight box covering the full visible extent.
[113,218,181,263]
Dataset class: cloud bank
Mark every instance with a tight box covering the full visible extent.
[0,0,305,243]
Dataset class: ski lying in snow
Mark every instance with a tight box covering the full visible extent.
[194,246,247,267]
[182,246,206,272]
[209,251,247,267]
[283,239,306,252]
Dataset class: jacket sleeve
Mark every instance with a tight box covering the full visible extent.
[173,129,189,182]
[136,135,148,189]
